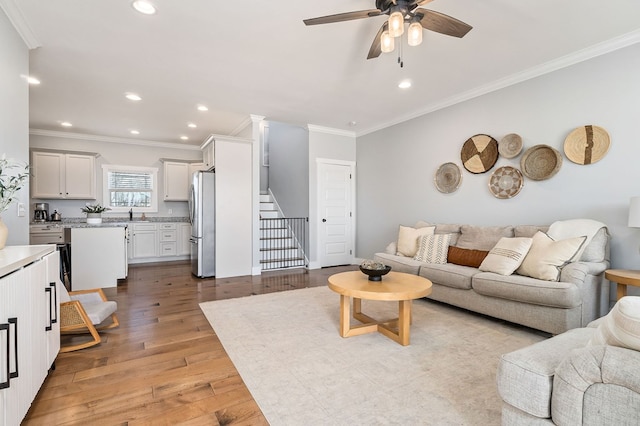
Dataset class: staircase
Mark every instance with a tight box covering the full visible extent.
[260,194,307,270]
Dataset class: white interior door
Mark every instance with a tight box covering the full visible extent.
[317,161,355,267]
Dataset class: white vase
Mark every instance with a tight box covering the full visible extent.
[86,213,102,224]
[0,217,7,249]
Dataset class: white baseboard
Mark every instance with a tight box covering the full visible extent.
[252,266,262,276]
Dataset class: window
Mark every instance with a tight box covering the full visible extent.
[102,165,158,212]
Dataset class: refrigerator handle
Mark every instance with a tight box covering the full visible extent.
[188,184,195,225]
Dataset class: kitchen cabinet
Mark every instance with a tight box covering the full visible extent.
[158,223,177,256]
[70,227,127,290]
[0,246,60,426]
[163,161,190,201]
[202,139,215,170]
[178,223,191,256]
[31,151,96,199]
[130,223,158,259]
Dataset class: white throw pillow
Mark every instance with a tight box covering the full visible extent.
[588,296,640,351]
[479,237,533,276]
[397,225,435,257]
[413,234,451,264]
[516,231,586,281]
[547,219,606,261]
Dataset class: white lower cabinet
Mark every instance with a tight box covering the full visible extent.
[0,248,60,425]
[129,222,190,262]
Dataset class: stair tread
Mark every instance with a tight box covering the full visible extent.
[260,257,305,264]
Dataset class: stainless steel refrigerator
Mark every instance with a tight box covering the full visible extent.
[189,171,215,277]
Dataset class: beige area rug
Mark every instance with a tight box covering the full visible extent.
[200,286,546,425]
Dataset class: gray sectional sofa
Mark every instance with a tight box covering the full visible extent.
[374,221,611,335]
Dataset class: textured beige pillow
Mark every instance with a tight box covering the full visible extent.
[588,296,640,351]
[413,234,451,264]
[479,237,532,275]
[397,225,435,257]
[456,225,514,251]
[516,231,586,281]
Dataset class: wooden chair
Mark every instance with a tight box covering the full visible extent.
[59,286,119,352]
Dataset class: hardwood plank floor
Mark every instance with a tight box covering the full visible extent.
[24,261,357,425]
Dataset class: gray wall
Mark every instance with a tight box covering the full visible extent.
[356,43,640,293]
[268,121,309,217]
[30,134,202,220]
[0,11,29,245]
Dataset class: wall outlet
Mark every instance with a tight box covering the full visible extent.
[17,202,25,217]
[168,209,172,215]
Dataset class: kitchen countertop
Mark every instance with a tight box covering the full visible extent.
[31,216,190,228]
[0,245,56,277]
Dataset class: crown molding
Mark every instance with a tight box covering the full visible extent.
[29,129,201,150]
[358,29,640,137]
[307,124,356,138]
[0,0,41,49]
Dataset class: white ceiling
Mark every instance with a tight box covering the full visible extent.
[7,0,640,146]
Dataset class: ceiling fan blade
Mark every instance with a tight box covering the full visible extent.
[416,8,473,38]
[411,0,435,6]
[367,22,388,60]
[303,9,382,26]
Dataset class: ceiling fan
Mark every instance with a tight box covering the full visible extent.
[303,0,472,59]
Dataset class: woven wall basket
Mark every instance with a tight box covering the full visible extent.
[520,145,562,181]
[498,133,523,159]
[564,125,610,165]
[461,134,498,174]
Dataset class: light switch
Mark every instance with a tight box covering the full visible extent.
[17,202,26,217]
[168,209,173,215]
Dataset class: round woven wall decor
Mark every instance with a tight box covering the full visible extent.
[498,133,523,159]
[489,166,523,199]
[564,125,610,165]
[520,145,562,181]
[434,162,462,194]
[460,134,498,174]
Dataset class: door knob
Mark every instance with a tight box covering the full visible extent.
[322,218,327,222]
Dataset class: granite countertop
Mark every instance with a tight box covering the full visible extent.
[31,216,190,228]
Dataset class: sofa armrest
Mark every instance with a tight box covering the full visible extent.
[551,345,640,425]
[560,261,608,284]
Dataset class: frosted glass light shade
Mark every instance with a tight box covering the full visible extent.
[381,31,395,53]
[407,21,423,46]
[629,196,640,227]
[388,11,404,38]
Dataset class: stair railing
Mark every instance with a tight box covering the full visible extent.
[260,217,307,270]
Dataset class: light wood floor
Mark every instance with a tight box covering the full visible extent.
[24,261,357,425]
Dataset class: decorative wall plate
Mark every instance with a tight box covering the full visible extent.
[498,133,523,159]
[460,134,499,174]
[520,145,562,181]
[564,125,610,165]
[489,166,523,199]
[434,162,462,193]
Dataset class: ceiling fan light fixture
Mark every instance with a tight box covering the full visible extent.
[388,10,404,38]
[407,21,423,47]
[381,30,394,53]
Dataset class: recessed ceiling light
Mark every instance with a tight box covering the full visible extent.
[27,76,40,85]
[125,93,142,101]
[180,136,189,141]
[187,123,197,128]
[197,104,208,112]
[60,121,72,127]
[130,130,140,135]
[132,1,156,15]
[398,80,412,89]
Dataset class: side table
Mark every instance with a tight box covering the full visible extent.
[604,269,640,300]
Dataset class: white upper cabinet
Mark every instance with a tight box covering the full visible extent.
[31,151,96,199]
[163,161,190,201]
[202,139,215,170]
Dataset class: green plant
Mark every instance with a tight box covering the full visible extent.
[0,155,29,214]
[81,203,111,214]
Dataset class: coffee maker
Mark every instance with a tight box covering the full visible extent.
[34,203,49,222]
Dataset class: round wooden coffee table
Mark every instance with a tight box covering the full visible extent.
[605,269,640,300]
[327,271,432,346]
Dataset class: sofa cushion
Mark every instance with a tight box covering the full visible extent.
[434,223,461,246]
[472,272,582,308]
[497,327,594,418]
[373,253,423,275]
[456,225,514,251]
[580,226,609,262]
[588,296,640,351]
[514,225,549,238]
[418,263,477,290]
[397,225,435,257]
[479,237,532,275]
[414,233,451,264]
[547,219,606,262]
[516,232,587,281]
[447,246,489,268]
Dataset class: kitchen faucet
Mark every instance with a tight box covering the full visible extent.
[129,208,133,221]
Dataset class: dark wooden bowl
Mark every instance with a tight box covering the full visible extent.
[359,265,392,281]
